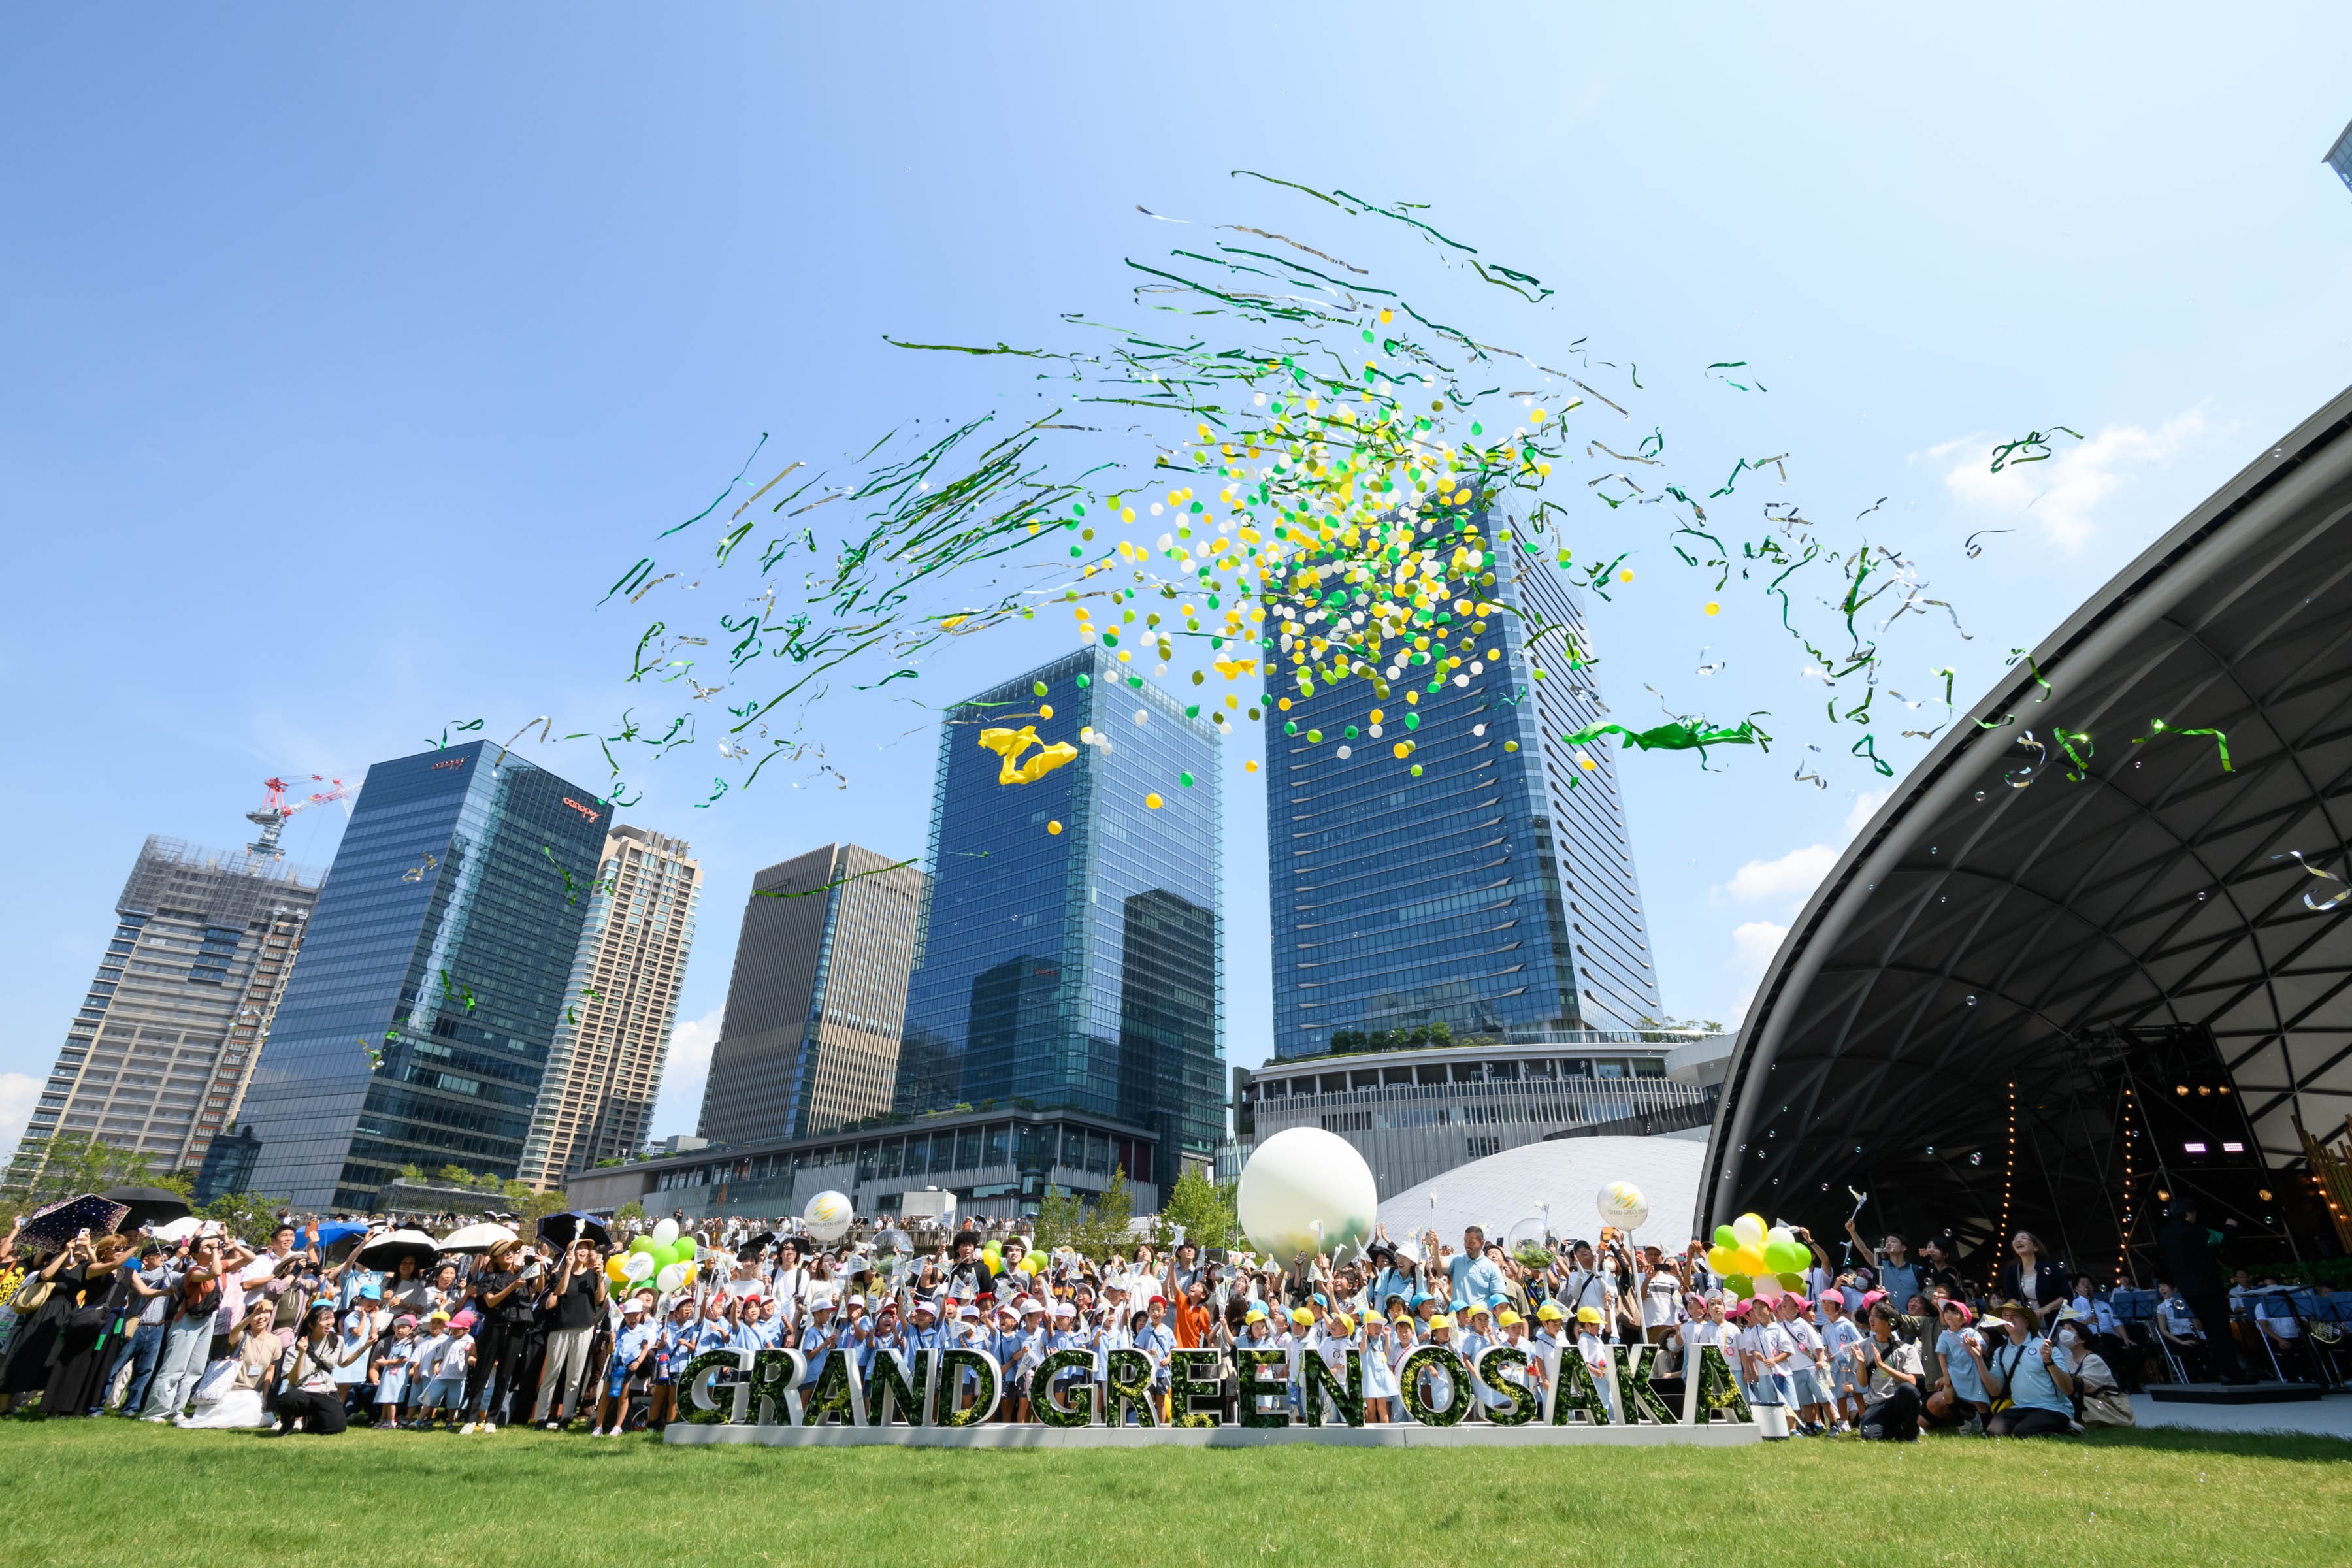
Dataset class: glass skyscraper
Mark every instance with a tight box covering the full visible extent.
[1267,510,1659,1059]
[893,646,1225,1185]
[230,741,606,1211]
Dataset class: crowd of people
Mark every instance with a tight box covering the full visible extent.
[0,1196,2326,1442]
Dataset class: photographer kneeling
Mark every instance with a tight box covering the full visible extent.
[1980,1299,2076,1437]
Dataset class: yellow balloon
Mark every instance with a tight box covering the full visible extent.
[1705,1244,1740,1276]
[1731,1245,1768,1279]
[1731,1213,1767,1250]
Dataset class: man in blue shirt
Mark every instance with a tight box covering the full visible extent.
[1447,1226,1506,1313]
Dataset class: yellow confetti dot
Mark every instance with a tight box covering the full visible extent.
[1243,759,1259,773]
[1378,308,1393,324]
[1530,408,1547,424]
[1703,602,1720,617]
[1579,756,1597,770]
[1368,708,1384,725]
[1047,820,1063,835]
[1503,740,1519,752]
[1145,792,1164,809]
[1618,569,1634,583]
[1038,704,1054,719]
[1392,742,1413,759]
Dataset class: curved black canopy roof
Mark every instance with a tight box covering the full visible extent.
[1703,388,2352,1264]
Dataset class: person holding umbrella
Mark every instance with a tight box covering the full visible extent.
[531,1236,608,1429]
[459,1238,538,1434]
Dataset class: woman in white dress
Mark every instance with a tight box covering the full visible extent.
[177,1302,282,1429]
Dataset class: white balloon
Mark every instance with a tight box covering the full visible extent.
[651,1218,681,1247]
[623,1251,656,1282]
[1595,1181,1650,1231]
[655,1262,687,1292]
[803,1190,853,1243]
[1751,1269,1786,1301]
[1237,1127,1377,1262]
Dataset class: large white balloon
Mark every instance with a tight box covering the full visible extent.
[803,1190,853,1243]
[1595,1181,1650,1232]
[651,1217,681,1247]
[1237,1127,1377,1262]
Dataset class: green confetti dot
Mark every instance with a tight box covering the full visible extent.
[1033,681,1049,697]
[1076,674,1091,687]
[1345,725,1360,739]
[1404,712,1421,730]
[1305,729,1323,743]
[1284,721,1299,736]
[1410,763,1424,776]
[1103,632,1119,646]
[1179,772,1195,787]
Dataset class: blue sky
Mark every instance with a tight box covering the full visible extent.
[6,4,2351,1156]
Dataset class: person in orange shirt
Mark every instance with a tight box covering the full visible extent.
[1174,1277,1215,1350]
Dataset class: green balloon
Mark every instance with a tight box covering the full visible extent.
[1762,1240,1801,1273]
[677,1236,698,1261]
[1778,1272,1806,1292]
[1712,1224,1738,1250]
[1723,1273,1752,1298]
[653,1241,681,1268]
[629,1236,657,1258]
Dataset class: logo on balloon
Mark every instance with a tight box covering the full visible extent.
[804,1190,854,1243]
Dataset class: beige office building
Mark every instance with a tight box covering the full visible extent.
[518,825,701,1190]
[699,844,925,1145]
[7,837,321,1186]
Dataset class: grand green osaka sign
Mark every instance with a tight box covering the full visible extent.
[666,1343,1761,1447]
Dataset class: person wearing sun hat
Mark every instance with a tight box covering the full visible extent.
[1358,1309,1400,1423]
[1456,1300,1501,1420]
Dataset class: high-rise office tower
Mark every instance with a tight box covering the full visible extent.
[894,647,1226,1183]
[6,838,321,1186]
[698,845,924,1146]
[2328,118,2352,195]
[229,742,606,1211]
[1266,509,1659,1059]
[517,825,702,1190]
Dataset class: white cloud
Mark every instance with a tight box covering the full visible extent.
[1846,789,1889,838]
[1723,843,1839,906]
[648,1007,723,1143]
[1936,408,2208,552]
[0,1073,37,1160]
[1729,919,1790,1016]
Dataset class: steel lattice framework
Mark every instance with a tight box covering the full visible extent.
[1703,389,2352,1271]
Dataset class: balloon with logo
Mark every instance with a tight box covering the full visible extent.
[1595,1181,1650,1233]
[803,1190,853,1243]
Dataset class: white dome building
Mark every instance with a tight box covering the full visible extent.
[1375,1135,1705,1256]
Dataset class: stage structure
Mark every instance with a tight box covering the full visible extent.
[663,1343,1764,1448]
[1705,388,2352,1279]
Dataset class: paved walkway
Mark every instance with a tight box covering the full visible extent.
[2129,1391,2352,1439]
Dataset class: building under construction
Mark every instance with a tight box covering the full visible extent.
[7,836,323,1186]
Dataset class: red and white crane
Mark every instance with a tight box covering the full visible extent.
[245,773,359,858]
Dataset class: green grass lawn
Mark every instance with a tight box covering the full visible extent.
[1,1418,2345,1566]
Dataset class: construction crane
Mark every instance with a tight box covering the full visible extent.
[246,774,359,858]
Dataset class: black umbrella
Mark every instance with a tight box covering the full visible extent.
[101,1186,191,1230]
[536,1211,612,1249]
[19,1194,132,1251]
[353,1228,440,1271]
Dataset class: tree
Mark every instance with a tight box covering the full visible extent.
[397,1163,425,1181]
[201,1188,286,1246]
[615,1200,646,1228]
[1082,1167,1134,1260]
[3,1134,160,1203]
[1033,1183,1086,1255]
[435,1164,474,1186]
[518,1187,570,1239]
[1155,1162,1235,1252]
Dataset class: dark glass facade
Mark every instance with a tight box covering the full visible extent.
[892,647,1225,1184]
[231,742,604,1211]
[1267,511,1659,1060]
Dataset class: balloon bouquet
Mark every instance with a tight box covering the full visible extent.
[1703,1213,1810,1302]
[606,1217,701,1295]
